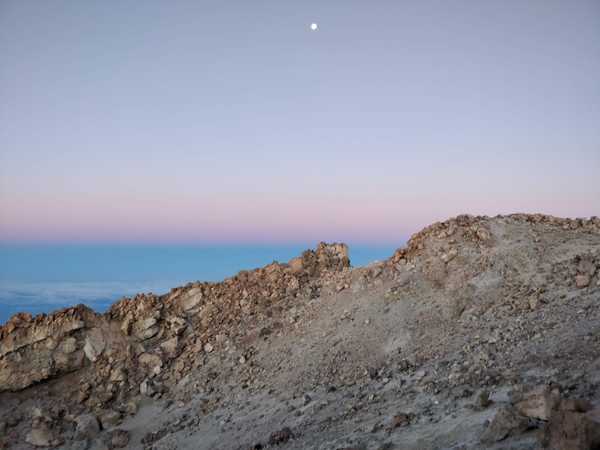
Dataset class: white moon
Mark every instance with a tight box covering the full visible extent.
[310,23,318,31]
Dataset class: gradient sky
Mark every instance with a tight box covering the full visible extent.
[1,0,599,244]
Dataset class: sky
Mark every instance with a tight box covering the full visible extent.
[1,0,599,245]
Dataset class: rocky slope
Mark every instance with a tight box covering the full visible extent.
[1,214,600,450]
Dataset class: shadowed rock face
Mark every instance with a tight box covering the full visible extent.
[1,215,600,450]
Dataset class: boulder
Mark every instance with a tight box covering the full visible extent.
[74,414,100,441]
[109,367,127,383]
[167,316,187,335]
[160,337,179,359]
[25,425,62,447]
[109,429,130,448]
[542,408,600,449]
[180,288,204,312]
[138,353,163,374]
[99,410,121,428]
[288,257,304,273]
[140,378,158,397]
[133,317,160,340]
[481,406,531,443]
[83,329,106,362]
[514,386,560,421]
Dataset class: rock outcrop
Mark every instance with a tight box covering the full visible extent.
[0,242,350,395]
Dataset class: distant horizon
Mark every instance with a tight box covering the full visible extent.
[1,210,598,245]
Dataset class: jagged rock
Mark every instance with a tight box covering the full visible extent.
[167,316,187,335]
[481,406,531,443]
[99,410,121,428]
[560,398,592,413]
[125,400,138,415]
[83,328,106,362]
[109,367,127,382]
[514,386,561,421]
[180,288,204,312]
[425,259,447,287]
[138,353,163,374]
[140,378,158,397]
[476,390,492,408]
[160,336,179,359]
[542,407,600,449]
[575,274,591,288]
[74,414,100,441]
[109,429,130,448]
[133,317,160,340]
[577,256,597,276]
[388,412,414,429]
[25,425,63,447]
[288,257,304,273]
[268,427,294,445]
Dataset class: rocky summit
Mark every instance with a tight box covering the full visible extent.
[1,214,600,450]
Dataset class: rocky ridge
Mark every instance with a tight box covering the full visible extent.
[1,214,600,450]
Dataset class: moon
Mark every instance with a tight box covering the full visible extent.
[310,23,318,31]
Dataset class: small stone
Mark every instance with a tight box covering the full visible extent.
[204,343,214,353]
[529,296,540,310]
[302,394,312,406]
[160,337,179,359]
[140,379,156,397]
[575,274,590,288]
[109,429,130,448]
[125,400,138,415]
[441,248,458,263]
[109,367,127,382]
[477,390,492,408]
[476,228,491,241]
[415,370,427,380]
[99,410,122,428]
[138,353,163,373]
[268,427,294,445]
[388,413,414,430]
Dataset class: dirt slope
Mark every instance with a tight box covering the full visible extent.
[1,214,599,450]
